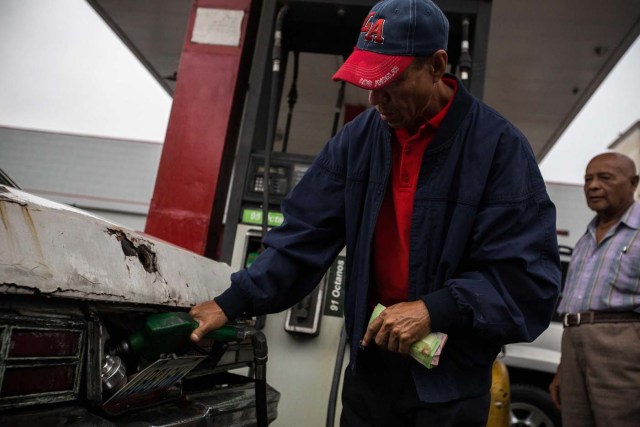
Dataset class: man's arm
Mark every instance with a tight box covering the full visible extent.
[189,135,349,335]
[425,127,561,344]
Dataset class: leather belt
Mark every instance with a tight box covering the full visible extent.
[563,311,640,327]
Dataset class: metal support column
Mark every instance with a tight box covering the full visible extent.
[145,0,260,257]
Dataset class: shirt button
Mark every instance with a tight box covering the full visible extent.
[402,175,409,183]
[404,148,412,155]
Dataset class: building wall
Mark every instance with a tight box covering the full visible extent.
[0,126,161,231]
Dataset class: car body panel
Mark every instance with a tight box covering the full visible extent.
[0,184,233,307]
[502,322,562,374]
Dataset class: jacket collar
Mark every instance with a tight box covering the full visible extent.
[425,73,474,151]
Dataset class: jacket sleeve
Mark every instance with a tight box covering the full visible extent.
[423,123,561,345]
[215,140,348,319]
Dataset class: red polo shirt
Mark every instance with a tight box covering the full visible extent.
[371,77,457,307]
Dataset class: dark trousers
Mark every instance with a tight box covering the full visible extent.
[340,346,490,427]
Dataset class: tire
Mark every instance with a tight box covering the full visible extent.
[510,384,562,427]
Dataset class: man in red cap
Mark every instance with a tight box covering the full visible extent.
[190,1,561,425]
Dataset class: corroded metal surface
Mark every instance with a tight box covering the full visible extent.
[0,185,234,307]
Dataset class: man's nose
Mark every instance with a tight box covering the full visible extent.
[586,179,600,191]
[368,89,387,106]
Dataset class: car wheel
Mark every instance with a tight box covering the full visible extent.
[510,384,561,427]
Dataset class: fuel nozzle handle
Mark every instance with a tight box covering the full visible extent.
[118,312,249,360]
[205,324,246,342]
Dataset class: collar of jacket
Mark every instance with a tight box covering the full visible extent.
[421,73,475,153]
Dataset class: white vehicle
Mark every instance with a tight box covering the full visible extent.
[0,171,279,426]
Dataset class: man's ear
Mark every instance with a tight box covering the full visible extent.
[631,174,639,189]
[430,50,448,81]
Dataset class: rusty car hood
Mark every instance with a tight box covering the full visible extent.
[0,185,234,307]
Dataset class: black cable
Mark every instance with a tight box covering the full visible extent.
[262,5,289,247]
[282,50,300,153]
[331,81,346,138]
[251,331,269,427]
[325,323,348,427]
[326,70,349,427]
[459,16,472,87]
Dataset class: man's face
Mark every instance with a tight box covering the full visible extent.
[584,154,637,216]
[367,61,436,131]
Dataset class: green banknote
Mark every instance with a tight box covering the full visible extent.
[369,303,448,369]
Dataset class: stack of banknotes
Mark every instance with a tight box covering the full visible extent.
[369,303,448,369]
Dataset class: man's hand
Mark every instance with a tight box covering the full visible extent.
[188,300,229,343]
[362,301,431,354]
[549,364,561,409]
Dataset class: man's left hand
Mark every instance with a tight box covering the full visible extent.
[362,301,431,354]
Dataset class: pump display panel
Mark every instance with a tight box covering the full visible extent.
[243,152,315,206]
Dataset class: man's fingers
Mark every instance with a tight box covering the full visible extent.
[549,385,561,409]
[190,319,222,343]
[398,337,413,355]
[363,316,383,347]
[188,300,229,343]
[188,305,203,318]
[190,322,210,343]
[548,369,562,409]
[382,330,396,351]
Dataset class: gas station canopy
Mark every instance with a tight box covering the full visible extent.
[89,0,640,160]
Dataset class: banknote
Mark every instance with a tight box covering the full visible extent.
[369,303,448,369]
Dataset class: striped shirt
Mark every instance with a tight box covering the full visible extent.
[558,201,640,314]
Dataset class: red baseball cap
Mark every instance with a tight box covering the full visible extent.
[332,0,449,89]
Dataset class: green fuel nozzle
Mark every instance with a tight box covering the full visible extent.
[118,312,247,362]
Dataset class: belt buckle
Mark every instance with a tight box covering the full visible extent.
[563,313,580,327]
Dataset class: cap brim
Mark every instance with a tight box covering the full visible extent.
[332,48,415,89]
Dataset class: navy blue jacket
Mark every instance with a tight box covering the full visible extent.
[216,75,561,402]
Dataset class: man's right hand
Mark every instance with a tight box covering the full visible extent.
[362,301,431,355]
[189,300,229,342]
[549,364,561,409]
